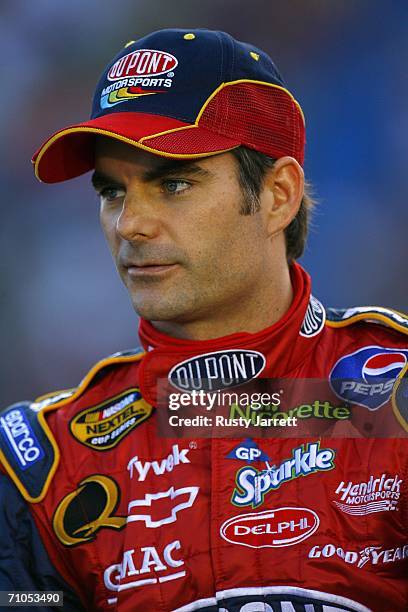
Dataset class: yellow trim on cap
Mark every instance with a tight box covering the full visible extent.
[33,127,238,182]
[325,311,408,336]
[0,351,145,503]
[392,362,408,433]
[34,78,304,182]
[139,122,198,142]
[196,79,305,125]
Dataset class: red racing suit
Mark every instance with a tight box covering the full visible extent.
[0,263,407,612]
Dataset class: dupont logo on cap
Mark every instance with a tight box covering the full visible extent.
[108,49,179,80]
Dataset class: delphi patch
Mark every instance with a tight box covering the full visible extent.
[70,389,153,451]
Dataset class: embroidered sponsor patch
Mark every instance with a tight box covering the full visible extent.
[104,540,186,596]
[0,402,58,502]
[226,438,270,462]
[220,507,319,548]
[127,444,192,481]
[330,346,408,410]
[309,542,408,568]
[300,295,326,337]
[69,388,153,450]
[232,442,335,508]
[0,407,45,470]
[100,48,178,108]
[127,486,199,528]
[333,473,402,515]
[53,475,126,547]
[168,349,266,392]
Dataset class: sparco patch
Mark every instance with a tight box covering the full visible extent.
[220,507,319,548]
[168,350,266,392]
[0,408,44,470]
[70,388,152,450]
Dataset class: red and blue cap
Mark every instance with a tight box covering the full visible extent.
[32,28,305,183]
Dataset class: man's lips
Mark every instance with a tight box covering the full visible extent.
[121,261,179,277]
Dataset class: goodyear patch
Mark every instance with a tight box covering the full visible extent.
[70,388,153,451]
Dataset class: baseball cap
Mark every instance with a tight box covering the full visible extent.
[32,28,305,183]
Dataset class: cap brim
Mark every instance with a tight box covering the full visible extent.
[32,112,241,183]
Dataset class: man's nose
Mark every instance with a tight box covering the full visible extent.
[116,192,161,241]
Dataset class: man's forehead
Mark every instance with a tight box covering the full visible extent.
[93,135,231,177]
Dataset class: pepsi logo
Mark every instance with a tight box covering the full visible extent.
[108,49,178,81]
[330,346,408,410]
[363,352,406,380]
[220,507,319,548]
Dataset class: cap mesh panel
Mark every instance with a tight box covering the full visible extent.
[200,83,305,164]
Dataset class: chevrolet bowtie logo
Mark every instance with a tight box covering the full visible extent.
[127,486,199,528]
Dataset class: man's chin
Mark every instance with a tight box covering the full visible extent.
[131,298,186,323]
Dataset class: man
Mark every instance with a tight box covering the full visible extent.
[1,28,407,612]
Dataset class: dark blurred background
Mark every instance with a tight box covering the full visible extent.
[1,0,407,404]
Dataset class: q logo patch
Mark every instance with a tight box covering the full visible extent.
[69,388,153,450]
[53,475,126,547]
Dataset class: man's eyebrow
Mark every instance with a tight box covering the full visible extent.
[91,161,211,191]
[142,160,211,182]
[91,171,123,191]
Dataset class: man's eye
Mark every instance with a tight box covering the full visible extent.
[99,187,125,202]
[162,179,190,195]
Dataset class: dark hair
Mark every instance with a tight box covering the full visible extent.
[231,147,315,262]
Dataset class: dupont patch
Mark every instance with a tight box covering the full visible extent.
[100,49,178,109]
[300,295,326,337]
[168,349,266,392]
[70,388,153,451]
[0,402,56,501]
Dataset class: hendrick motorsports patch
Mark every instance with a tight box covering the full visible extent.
[70,388,153,450]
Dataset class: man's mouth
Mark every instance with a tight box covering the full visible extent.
[122,261,179,277]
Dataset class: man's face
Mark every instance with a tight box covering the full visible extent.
[94,138,273,333]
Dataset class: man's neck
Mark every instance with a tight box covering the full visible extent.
[151,266,293,341]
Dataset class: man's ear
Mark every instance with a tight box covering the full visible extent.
[260,156,304,237]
